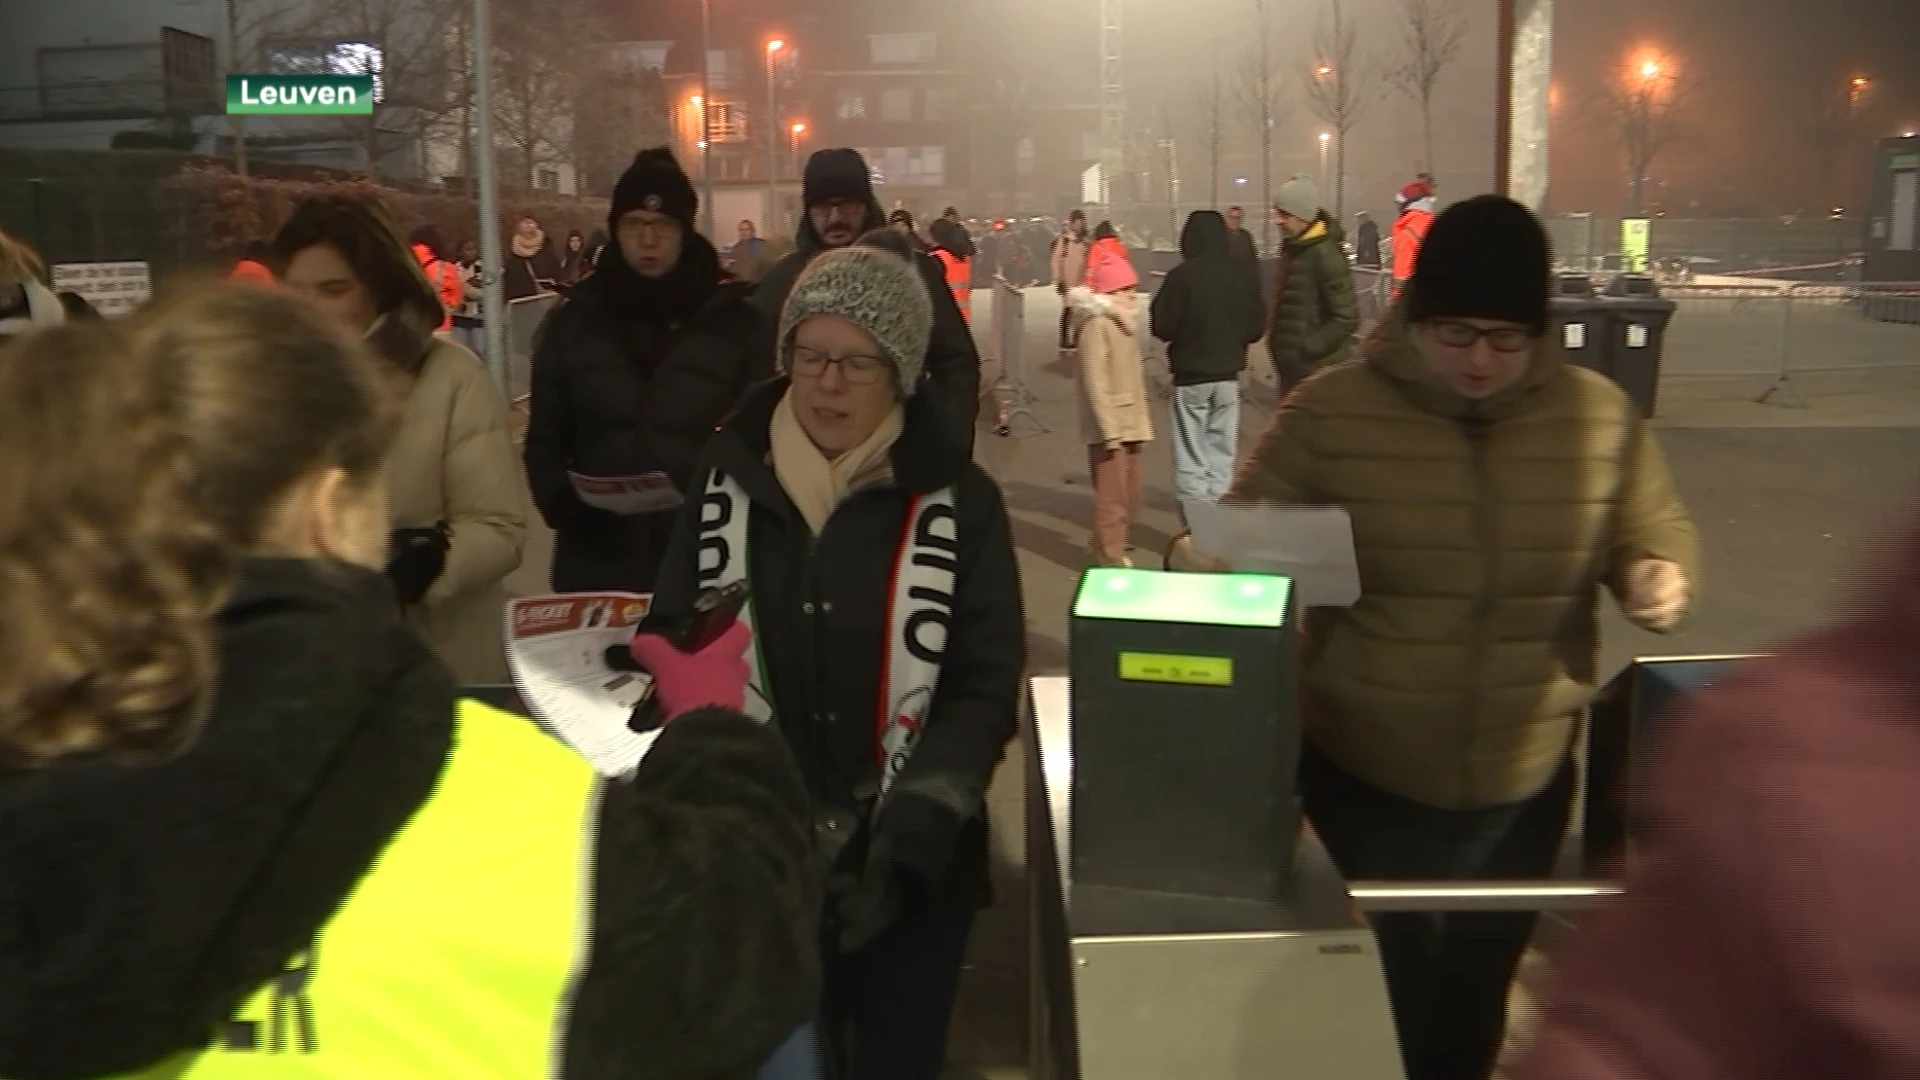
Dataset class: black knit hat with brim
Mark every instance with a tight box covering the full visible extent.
[1404,195,1552,334]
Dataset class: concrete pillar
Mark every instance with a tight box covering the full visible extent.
[1508,0,1554,212]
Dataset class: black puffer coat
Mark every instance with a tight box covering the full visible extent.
[649,378,1026,912]
[1150,211,1267,386]
[524,232,774,592]
[750,200,982,449]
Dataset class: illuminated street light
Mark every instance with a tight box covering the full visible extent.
[790,122,807,135]
[768,38,784,54]
[1641,60,1661,80]
[1316,64,1332,78]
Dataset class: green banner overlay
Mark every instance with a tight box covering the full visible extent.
[227,75,375,115]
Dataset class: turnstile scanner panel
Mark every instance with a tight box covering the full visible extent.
[1068,569,1302,911]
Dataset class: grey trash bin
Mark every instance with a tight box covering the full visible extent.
[1548,294,1612,385]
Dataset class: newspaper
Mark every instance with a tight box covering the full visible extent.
[504,593,659,778]
[568,471,682,516]
[1181,502,1362,607]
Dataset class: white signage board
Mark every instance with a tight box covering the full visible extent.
[50,261,152,317]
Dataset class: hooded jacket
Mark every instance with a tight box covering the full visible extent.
[0,558,822,1080]
[749,198,982,448]
[646,377,1025,912]
[1514,518,1920,1080]
[1150,211,1266,386]
[1227,312,1699,809]
[523,230,773,594]
[1266,214,1361,389]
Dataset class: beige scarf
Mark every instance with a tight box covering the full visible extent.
[769,388,906,535]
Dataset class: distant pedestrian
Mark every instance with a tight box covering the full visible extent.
[452,239,485,356]
[1049,210,1090,350]
[1150,211,1264,519]
[929,218,973,324]
[1354,211,1383,270]
[408,224,464,334]
[728,218,776,282]
[939,206,977,261]
[558,229,590,284]
[1266,176,1360,397]
[1393,179,1437,298]
[502,216,561,301]
[1073,222,1152,567]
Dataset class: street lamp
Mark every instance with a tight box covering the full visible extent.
[698,0,713,236]
[1641,60,1662,80]
[766,39,784,236]
[789,121,807,176]
[1318,131,1332,195]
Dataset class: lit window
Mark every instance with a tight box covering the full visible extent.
[837,89,866,121]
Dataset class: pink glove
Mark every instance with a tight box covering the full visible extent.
[627,619,753,721]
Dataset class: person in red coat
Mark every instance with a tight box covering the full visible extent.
[1514,513,1920,1080]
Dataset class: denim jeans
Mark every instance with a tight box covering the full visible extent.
[756,1023,821,1080]
[1170,379,1240,511]
[820,908,975,1080]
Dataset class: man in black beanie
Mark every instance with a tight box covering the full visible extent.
[524,147,773,592]
[751,147,981,447]
[1175,195,1698,1080]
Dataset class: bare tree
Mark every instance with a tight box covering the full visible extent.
[1232,13,1288,253]
[1301,0,1372,221]
[1596,60,1700,216]
[489,0,602,190]
[223,0,307,176]
[574,66,671,196]
[1386,0,1467,177]
[273,0,466,178]
[1192,63,1227,210]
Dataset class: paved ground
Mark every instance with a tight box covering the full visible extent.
[506,288,1920,1079]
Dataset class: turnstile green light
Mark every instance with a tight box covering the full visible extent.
[1072,568,1292,628]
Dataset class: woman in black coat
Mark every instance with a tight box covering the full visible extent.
[647,241,1026,1080]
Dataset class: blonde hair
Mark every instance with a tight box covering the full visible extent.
[132,284,402,549]
[0,229,46,296]
[0,284,402,768]
[0,322,228,766]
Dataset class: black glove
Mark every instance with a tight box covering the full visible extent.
[830,846,926,954]
[387,523,450,605]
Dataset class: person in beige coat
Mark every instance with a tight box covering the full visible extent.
[1072,222,1153,567]
[273,195,527,684]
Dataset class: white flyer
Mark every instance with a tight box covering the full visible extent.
[568,471,683,516]
[504,593,658,778]
[1181,502,1363,607]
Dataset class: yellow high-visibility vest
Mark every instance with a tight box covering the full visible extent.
[138,698,599,1078]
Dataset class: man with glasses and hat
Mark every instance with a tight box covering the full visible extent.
[1172,194,1699,1080]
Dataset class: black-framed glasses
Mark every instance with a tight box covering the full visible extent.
[787,345,892,385]
[1429,320,1535,353]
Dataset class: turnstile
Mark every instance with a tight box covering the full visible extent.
[1025,675,1404,1080]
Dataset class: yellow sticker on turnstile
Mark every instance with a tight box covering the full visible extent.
[1117,651,1234,687]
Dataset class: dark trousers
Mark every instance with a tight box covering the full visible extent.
[820,908,974,1080]
[1059,304,1076,349]
[1300,745,1574,1080]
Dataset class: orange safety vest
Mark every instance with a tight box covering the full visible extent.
[935,249,972,323]
[413,245,461,331]
[1391,208,1433,295]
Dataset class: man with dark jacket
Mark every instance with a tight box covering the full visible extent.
[1266,176,1360,396]
[752,148,981,446]
[524,148,772,593]
[1150,211,1265,516]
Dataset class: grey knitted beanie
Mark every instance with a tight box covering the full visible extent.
[778,246,932,398]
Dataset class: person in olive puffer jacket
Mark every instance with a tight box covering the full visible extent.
[1266,175,1360,396]
[1175,195,1699,1080]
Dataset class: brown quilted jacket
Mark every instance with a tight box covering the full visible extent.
[1228,312,1699,808]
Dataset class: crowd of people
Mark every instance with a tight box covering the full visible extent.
[2,135,1916,1080]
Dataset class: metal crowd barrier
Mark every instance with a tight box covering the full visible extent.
[990,276,1046,435]
[1661,280,1920,408]
[503,292,561,407]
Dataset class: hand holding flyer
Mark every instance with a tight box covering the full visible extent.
[504,593,659,778]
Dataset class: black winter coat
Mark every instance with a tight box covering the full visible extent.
[0,557,820,1080]
[749,200,982,450]
[1151,212,1267,386]
[649,378,1026,912]
[524,233,774,593]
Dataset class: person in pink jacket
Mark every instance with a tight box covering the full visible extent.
[1513,512,1920,1080]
